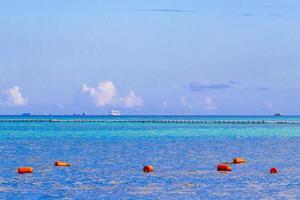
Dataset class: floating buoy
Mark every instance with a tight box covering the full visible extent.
[217,164,231,172]
[143,165,154,173]
[18,167,33,174]
[232,157,247,164]
[55,161,71,167]
[270,167,278,174]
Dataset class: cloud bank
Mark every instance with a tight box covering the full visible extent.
[0,86,28,107]
[81,81,143,108]
[186,81,271,93]
[120,90,143,108]
[186,82,231,92]
[180,96,216,110]
[203,96,216,110]
[81,81,117,107]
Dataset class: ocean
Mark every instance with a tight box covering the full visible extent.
[0,115,300,199]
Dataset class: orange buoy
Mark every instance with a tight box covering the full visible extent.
[270,167,278,174]
[217,164,231,172]
[18,167,33,174]
[55,161,71,167]
[232,157,247,164]
[143,165,154,173]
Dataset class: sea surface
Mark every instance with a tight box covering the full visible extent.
[0,115,300,199]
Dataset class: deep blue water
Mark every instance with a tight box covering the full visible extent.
[0,116,300,199]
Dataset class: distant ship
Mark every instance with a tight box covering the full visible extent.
[109,109,121,116]
[274,113,282,116]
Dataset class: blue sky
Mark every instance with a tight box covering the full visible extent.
[0,0,300,115]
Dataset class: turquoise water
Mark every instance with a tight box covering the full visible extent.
[0,116,300,199]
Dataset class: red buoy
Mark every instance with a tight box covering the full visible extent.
[232,157,247,164]
[270,167,278,174]
[217,164,231,172]
[55,161,71,167]
[143,165,154,173]
[18,167,33,174]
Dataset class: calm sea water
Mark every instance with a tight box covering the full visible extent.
[0,116,300,199]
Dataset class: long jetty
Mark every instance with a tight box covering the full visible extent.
[0,119,299,124]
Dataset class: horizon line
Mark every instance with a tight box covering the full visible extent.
[0,114,295,117]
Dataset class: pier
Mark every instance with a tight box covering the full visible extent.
[0,119,299,125]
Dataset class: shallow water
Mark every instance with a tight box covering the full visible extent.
[0,116,300,199]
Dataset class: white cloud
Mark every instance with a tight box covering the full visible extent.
[203,96,216,110]
[81,81,117,107]
[120,90,143,108]
[180,96,216,110]
[0,86,28,107]
[81,81,143,108]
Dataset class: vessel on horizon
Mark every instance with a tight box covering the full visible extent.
[109,109,121,116]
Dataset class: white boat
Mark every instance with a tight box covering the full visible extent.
[109,109,121,116]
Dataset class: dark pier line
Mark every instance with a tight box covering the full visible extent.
[0,119,299,124]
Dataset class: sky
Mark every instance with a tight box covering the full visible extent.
[0,0,300,115]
